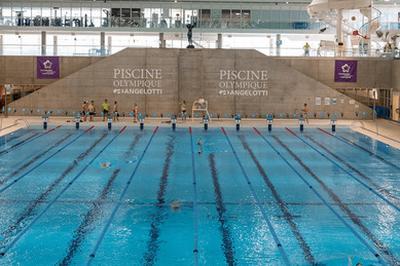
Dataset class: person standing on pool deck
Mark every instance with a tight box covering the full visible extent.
[133,103,139,123]
[301,103,309,124]
[102,99,110,122]
[180,100,187,121]
[81,101,88,122]
[113,101,119,122]
[88,100,96,122]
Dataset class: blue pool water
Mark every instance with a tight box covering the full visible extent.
[0,125,399,265]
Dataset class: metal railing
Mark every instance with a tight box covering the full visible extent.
[0,43,396,58]
[14,118,30,128]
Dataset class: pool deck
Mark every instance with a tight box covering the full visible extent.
[1,116,399,149]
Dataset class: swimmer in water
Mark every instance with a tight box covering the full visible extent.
[170,200,181,211]
[197,138,203,154]
[100,162,111,168]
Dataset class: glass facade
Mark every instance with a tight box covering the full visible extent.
[0,1,399,57]
[0,1,320,31]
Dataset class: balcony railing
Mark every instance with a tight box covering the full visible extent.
[0,43,397,58]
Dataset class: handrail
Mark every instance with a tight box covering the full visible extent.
[353,117,400,145]
[359,6,382,38]
[0,43,393,58]
[0,122,19,132]
[0,118,30,132]
[14,118,30,129]
[360,125,400,144]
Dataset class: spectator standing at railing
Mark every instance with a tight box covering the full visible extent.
[303,42,311,56]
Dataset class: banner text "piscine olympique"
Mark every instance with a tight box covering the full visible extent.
[112,68,163,95]
[218,70,269,97]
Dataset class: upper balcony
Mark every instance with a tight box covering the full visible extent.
[0,0,321,33]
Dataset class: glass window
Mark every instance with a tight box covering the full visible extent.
[121,8,130,27]
[242,10,251,28]
[183,9,198,26]
[1,6,11,26]
[131,8,144,28]
[41,7,50,26]
[31,6,41,26]
[50,7,62,26]
[111,7,120,27]
[150,8,162,28]
[102,8,110,27]
[71,7,81,27]
[221,10,230,28]
[199,9,211,28]
[81,7,92,27]
[170,8,183,28]
[22,5,32,26]
[61,5,71,27]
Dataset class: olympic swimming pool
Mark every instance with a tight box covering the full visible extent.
[0,125,399,265]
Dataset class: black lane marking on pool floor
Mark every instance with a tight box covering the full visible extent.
[0,126,95,195]
[0,129,33,146]
[87,127,158,264]
[0,199,388,207]
[143,135,175,266]
[189,127,199,265]
[238,135,315,265]
[0,127,127,257]
[273,134,400,265]
[253,128,386,265]
[319,128,400,171]
[0,132,40,155]
[208,153,236,266]
[59,169,121,266]
[304,134,400,207]
[221,128,291,265]
[0,200,388,207]
[0,132,75,186]
[123,134,143,158]
[0,132,109,244]
[0,126,61,157]
[59,133,143,265]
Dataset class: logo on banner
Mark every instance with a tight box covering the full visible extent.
[112,68,163,95]
[334,60,357,82]
[37,57,60,79]
[218,70,269,97]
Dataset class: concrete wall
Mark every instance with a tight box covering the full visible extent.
[392,60,400,92]
[278,57,393,89]
[0,56,103,85]
[8,48,372,119]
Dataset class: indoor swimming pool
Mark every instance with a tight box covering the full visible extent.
[0,125,399,265]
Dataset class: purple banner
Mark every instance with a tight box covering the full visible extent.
[334,60,357,82]
[37,56,60,79]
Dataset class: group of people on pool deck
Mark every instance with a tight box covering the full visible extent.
[80,98,309,124]
[81,99,140,123]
